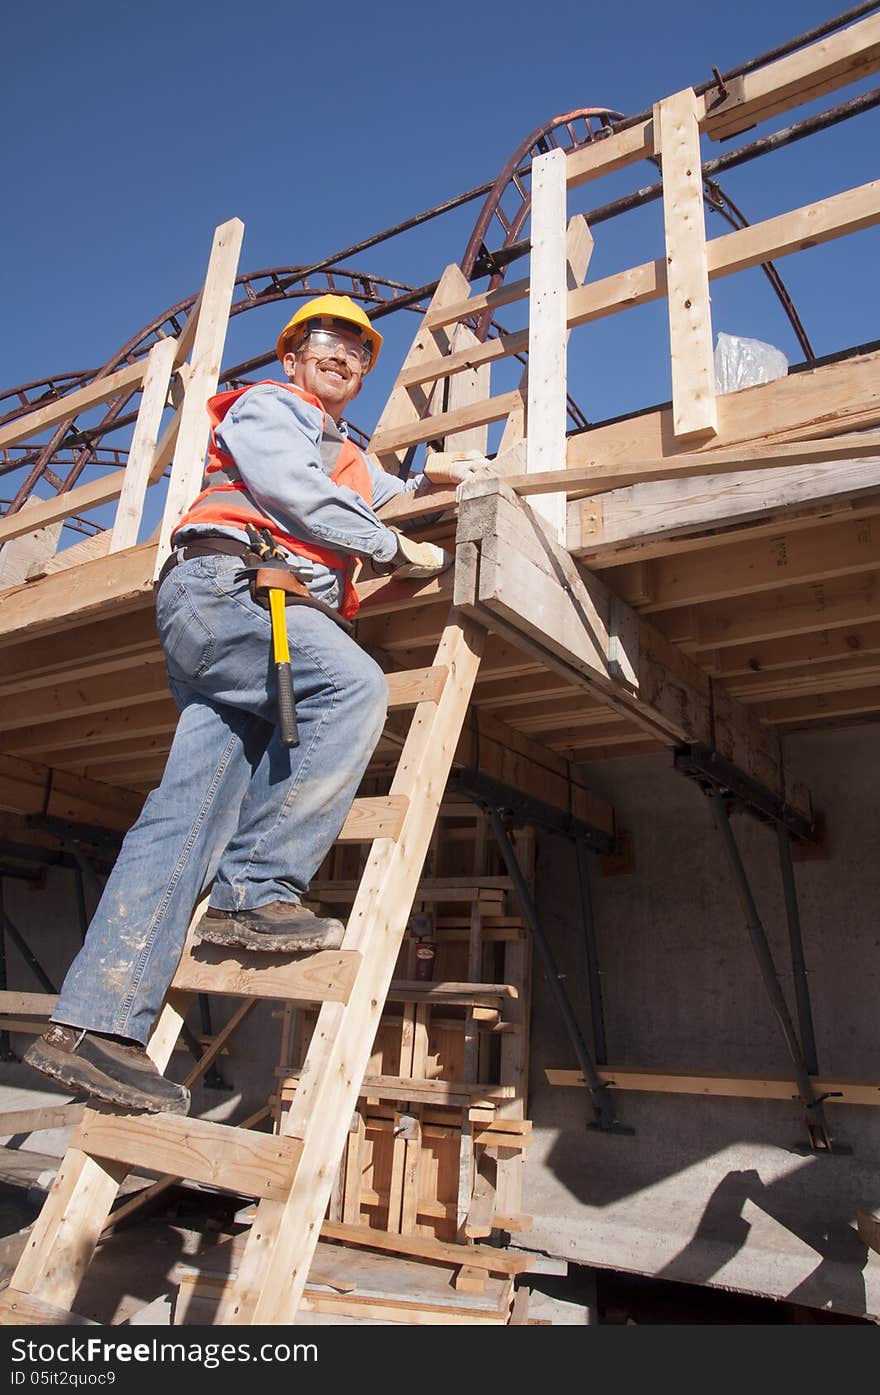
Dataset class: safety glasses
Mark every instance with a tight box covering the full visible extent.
[295,328,372,371]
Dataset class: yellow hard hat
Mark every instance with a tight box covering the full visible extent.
[276,294,383,373]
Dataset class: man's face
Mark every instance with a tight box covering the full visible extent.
[282,322,366,420]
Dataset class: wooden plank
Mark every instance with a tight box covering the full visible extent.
[319,1219,534,1274]
[567,347,880,479]
[0,497,63,586]
[109,336,177,552]
[702,13,880,139]
[465,1169,497,1239]
[0,752,142,831]
[566,118,655,187]
[154,218,244,570]
[341,1112,366,1226]
[0,1104,84,1135]
[369,390,522,457]
[282,1074,514,1107]
[172,943,361,1004]
[526,148,569,540]
[219,619,485,1324]
[615,514,880,612]
[0,656,169,733]
[659,571,880,652]
[72,1109,300,1201]
[0,359,148,451]
[34,531,111,579]
[508,432,880,500]
[656,89,716,442]
[564,179,880,337]
[546,1065,880,1106]
[444,324,491,454]
[570,460,880,562]
[0,542,154,644]
[0,1290,97,1325]
[758,684,880,726]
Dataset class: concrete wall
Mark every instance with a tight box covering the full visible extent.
[523,723,880,1318]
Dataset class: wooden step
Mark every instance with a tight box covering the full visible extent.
[338,794,408,842]
[71,1108,299,1202]
[385,666,447,708]
[172,943,361,1003]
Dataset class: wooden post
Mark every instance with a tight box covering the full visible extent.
[526,148,569,542]
[499,215,594,456]
[154,218,244,574]
[656,89,717,443]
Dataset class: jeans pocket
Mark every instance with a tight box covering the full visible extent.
[157,580,214,680]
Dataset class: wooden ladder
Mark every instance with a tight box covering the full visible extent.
[0,618,484,1325]
[0,182,593,1321]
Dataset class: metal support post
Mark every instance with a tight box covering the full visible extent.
[574,838,608,1065]
[776,826,820,1078]
[487,806,631,1134]
[709,792,835,1152]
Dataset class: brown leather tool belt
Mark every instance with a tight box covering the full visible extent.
[155,537,352,633]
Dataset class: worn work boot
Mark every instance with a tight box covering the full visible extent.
[195,901,345,953]
[24,1025,190,1115]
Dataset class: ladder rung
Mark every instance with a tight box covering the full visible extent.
[385,665,448,708]
[337,794,408,842]
[172,945,361,1003]
[72,1108,299,1202]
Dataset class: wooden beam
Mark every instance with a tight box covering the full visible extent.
[546,1064,880,1106]
[657,571,880,652]
[610,514,880,612]
[567,347,880,477]
[702,12,880,140]
[526,148,569,539]
[709,620,880,679]
[0,543,155,645]
[656,89,717,442]
[570,461,880,562]
[506,431,880,500]
[564,179,880,336]
[0,752,141,831]
[456,479,803,808]
[0,359,149,452]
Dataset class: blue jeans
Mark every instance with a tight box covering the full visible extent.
[52,553,388,1044]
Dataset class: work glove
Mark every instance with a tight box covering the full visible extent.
[388,527,452,579]
[422,449,498,494]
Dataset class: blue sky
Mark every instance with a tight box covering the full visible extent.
[2,1,878,508]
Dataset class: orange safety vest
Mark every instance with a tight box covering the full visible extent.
[172,380,373,618]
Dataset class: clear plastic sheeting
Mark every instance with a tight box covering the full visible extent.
[713,331,789,394]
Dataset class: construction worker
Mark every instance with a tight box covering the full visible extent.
[25,294,498,1115]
